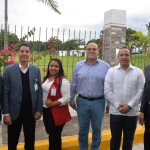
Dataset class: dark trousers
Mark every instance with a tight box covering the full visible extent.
[144,121,150,150]
[110,114,138,150]
[8,112,35,150]
[43,107,65,150]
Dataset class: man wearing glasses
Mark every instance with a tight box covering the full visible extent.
[70,42,110,150]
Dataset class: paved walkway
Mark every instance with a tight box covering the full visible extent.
[69,107,145,150]
[133,143,144,150]
[0,107,144,149]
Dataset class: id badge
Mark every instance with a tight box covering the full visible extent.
[51,87,56,96]
[34,83,38,91]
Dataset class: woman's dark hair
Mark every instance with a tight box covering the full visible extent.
[43,58,65,82]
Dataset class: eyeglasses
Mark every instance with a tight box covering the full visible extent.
[19,50,30,54]
[86,48,98,51]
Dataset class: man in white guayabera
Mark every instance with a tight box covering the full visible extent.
[104,47,145,150]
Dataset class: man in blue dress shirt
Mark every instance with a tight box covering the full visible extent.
[70,42,110,150]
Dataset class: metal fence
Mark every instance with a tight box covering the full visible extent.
[0,25,102,80]
[0,25,149,80]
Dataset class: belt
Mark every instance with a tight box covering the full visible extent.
[79,94,104,101]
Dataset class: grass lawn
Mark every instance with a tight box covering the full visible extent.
[12,54,85,81]
[31,53,150,80]
[131,53,150,71]
[3,53,149,81]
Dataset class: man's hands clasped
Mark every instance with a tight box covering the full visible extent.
[118,104,131,114]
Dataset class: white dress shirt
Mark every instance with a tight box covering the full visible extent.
[19,63,29,73]
[42,78,70,108]
[104,64,145,116]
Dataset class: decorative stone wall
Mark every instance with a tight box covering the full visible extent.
[103,9,126,66]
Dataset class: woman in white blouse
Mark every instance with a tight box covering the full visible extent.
[42,58,71,150]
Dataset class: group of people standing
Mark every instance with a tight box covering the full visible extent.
[0,42,150,150]
[0,43,71,150]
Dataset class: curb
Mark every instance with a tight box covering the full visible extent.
[0,125,144,150]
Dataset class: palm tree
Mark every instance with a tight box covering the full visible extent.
[146,22,150,32]
[37,0,61,14]
[4,0,61,49]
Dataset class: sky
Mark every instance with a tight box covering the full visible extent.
[0,0,150,41]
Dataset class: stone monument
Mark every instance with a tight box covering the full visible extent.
[103,9,126,66]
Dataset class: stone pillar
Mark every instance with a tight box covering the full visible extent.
[103,9,126,66]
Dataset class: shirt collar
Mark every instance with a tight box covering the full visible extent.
[84,59,99,65]
[19,63,29,69]
[116,63,134,70]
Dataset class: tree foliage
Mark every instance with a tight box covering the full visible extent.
[37,0,61,14]
[63,39,80,50]
[0,30,19,50]
[126,24,150,54]
[126,28,139,49]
